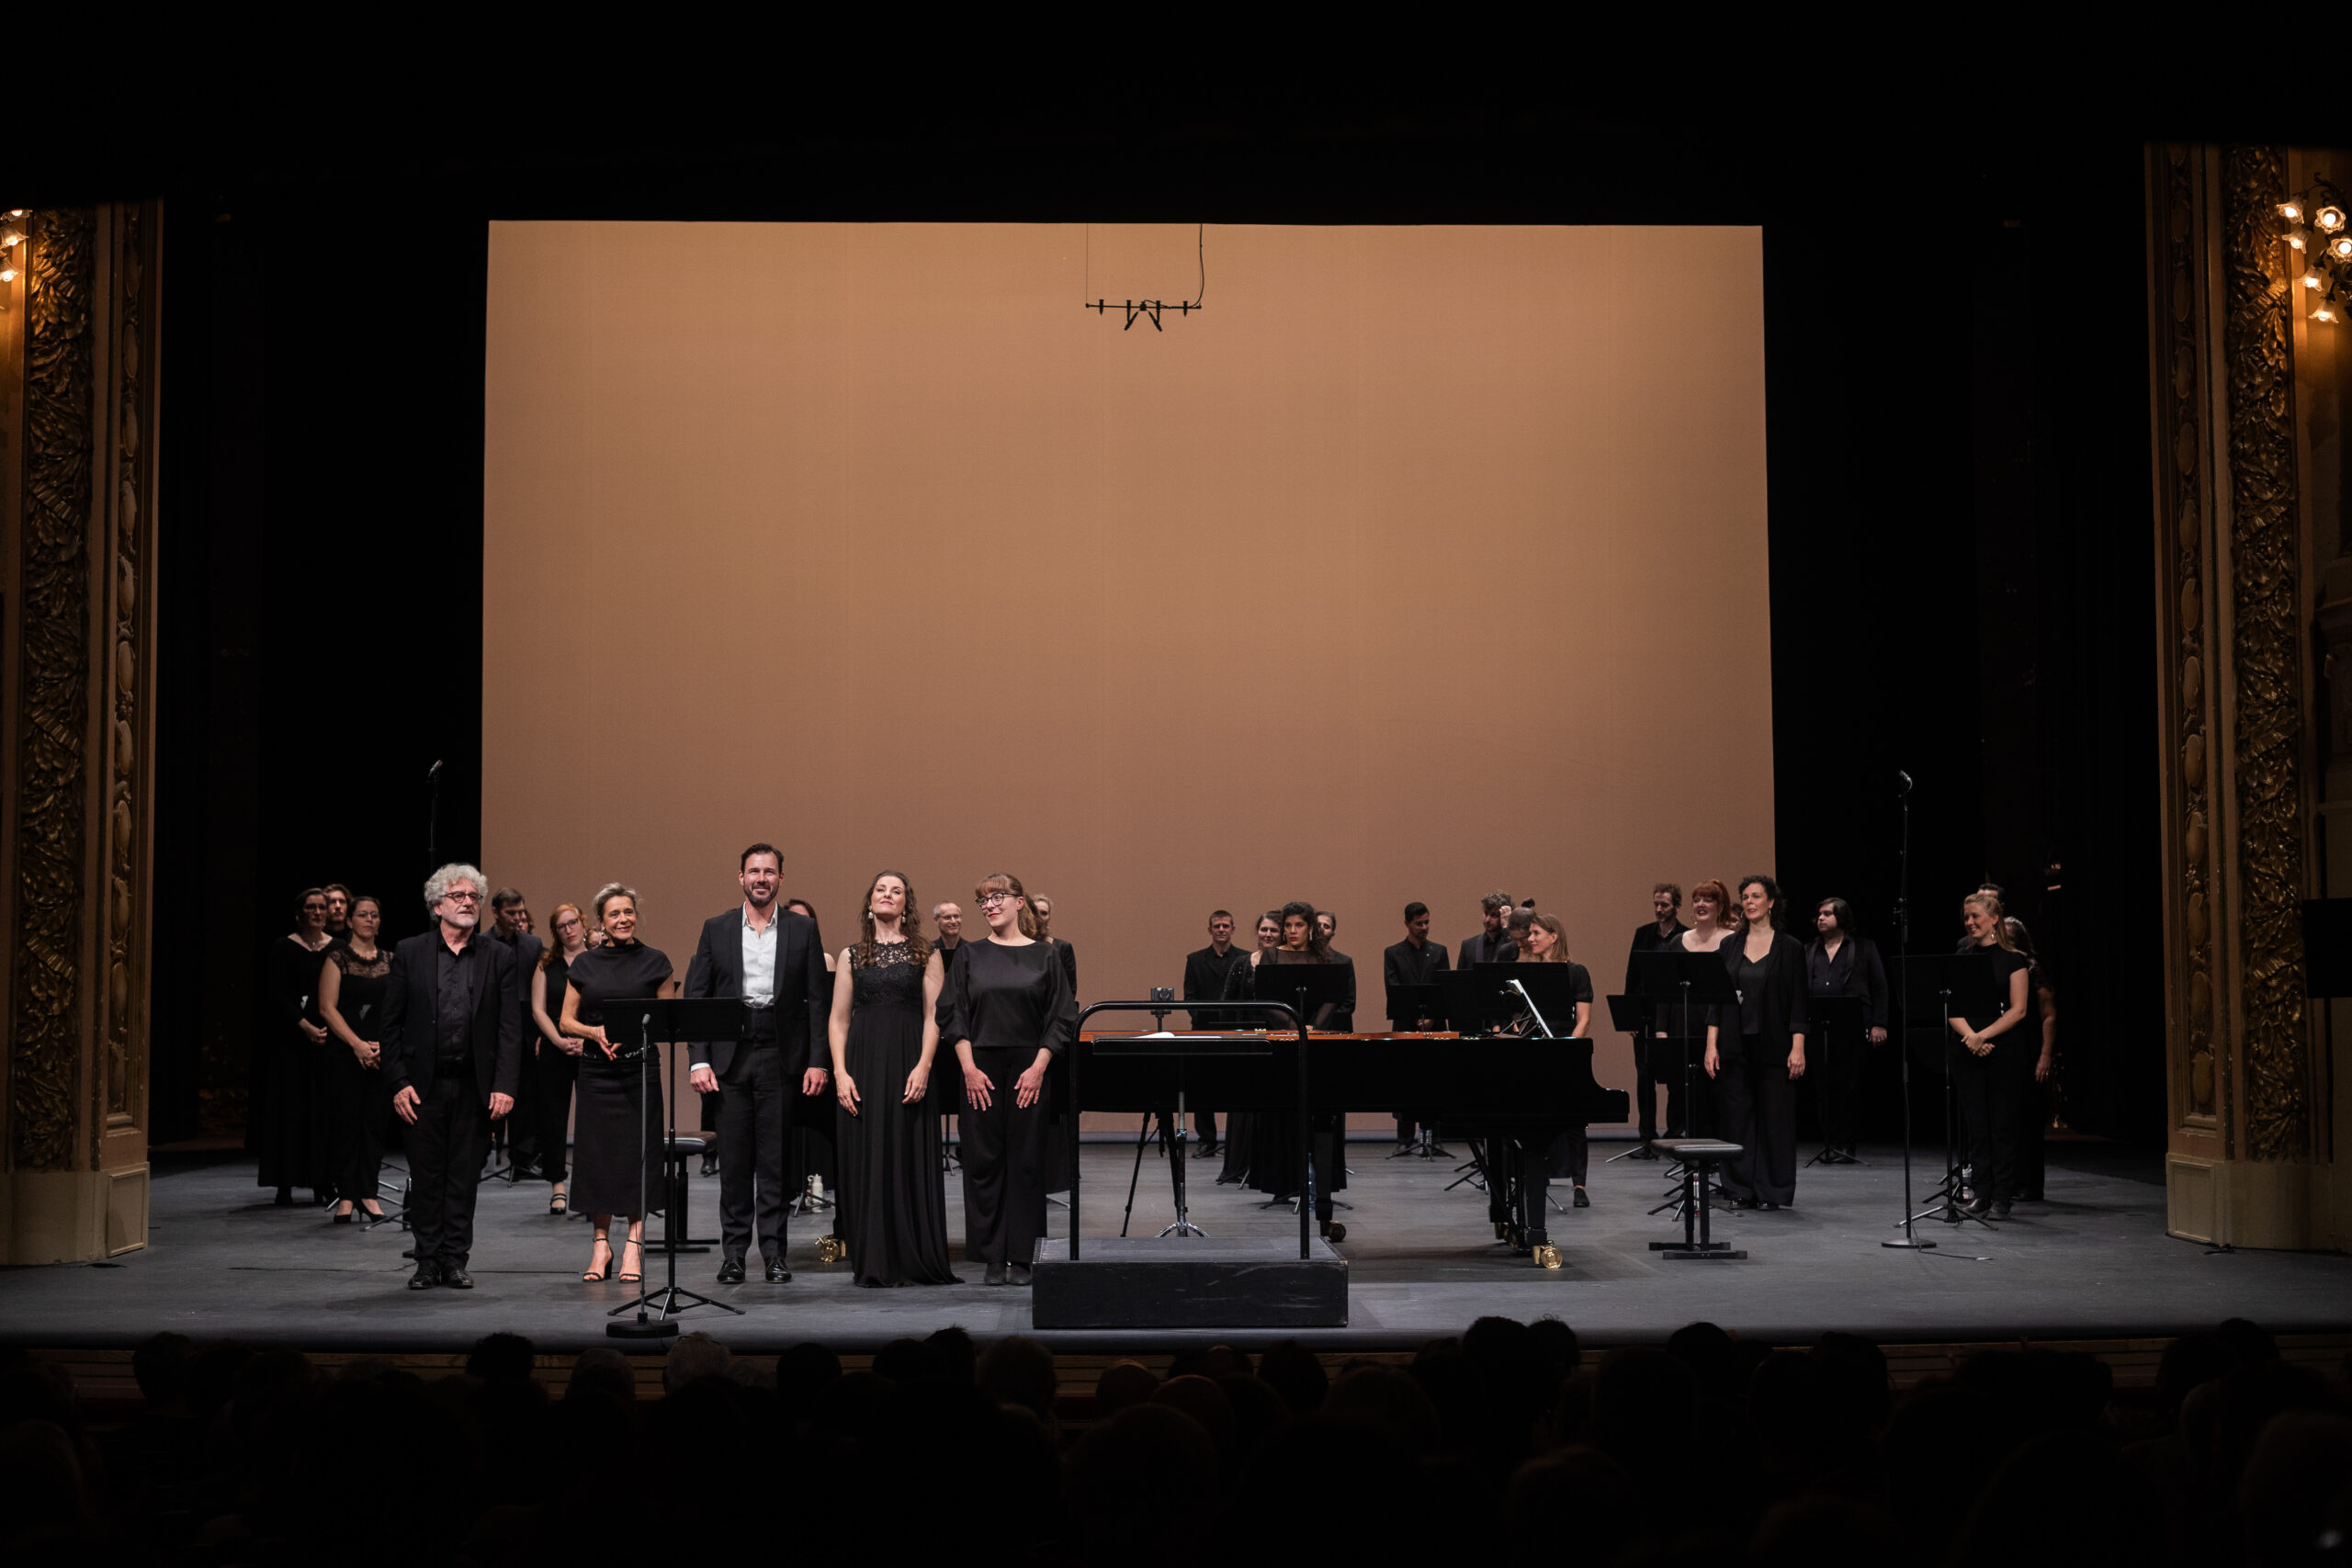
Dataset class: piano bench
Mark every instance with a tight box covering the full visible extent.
[663,1135,709,1157]
[1648,1138,1747,1262]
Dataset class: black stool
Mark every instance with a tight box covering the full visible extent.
[661,1133,718,1253]
[1650,1137,1746,1261]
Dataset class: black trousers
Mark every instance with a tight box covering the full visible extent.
[718,1035,788,1261]
[1488,1131,1577,1243]
[1638,1034,1692,1140]
[1813,1020,1866,1154]
[959,1046,1050,1267]
[408,1073,492,1267]
[534,1043,575,1183]
[1718,1034,1796,1207]
[1952,1039,2025,1204]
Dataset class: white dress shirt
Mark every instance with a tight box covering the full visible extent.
[741,902,777,1009]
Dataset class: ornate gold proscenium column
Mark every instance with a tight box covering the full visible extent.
[0,203,160,1262]
[2150,146,2348,1249]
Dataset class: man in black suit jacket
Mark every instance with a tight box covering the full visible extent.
[684,843,831,1283]
[1458,890,1518,970]
[1623,883,1690,1154]
[1174,910,1250,1154]
[488,889,546,1176]
[383,863,521,1290]
[1382,901,1452,1152]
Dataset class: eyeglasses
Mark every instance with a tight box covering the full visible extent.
[443,891,480,904]
[978,892,1015,908]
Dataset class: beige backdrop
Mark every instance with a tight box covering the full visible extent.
[482,222,1772,1124]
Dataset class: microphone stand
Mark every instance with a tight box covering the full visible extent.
[1883,769,1935,1251]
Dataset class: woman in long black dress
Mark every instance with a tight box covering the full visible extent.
[531,902,592,1216]
[560,884,672,1284]
[317,895,391,1222]
[1950,894,2034,1220]
[1238,902,1353,1231]
[945,872,1075,1287]
[827,871,956,1286]
[1703,875,1811,1210]
[1215,910,1284,1187]
[258,888,334,1207]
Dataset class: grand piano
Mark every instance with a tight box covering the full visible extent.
[1071,1014,1629,1265]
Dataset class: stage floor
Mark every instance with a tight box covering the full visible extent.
[6,1137,2346,1353]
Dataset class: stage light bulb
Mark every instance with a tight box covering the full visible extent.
[2281,201,2304,220]
[0,231,19,248]
[2305,269,2324,289]
[2290,231,2308,250]
[4,209,21,218]
[2333,236,2352,259]
[0,265,15,283]
[2319,298,2339,322]
[2320,205,2347,231]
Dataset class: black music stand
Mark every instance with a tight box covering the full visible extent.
[1628,950,1737,1211]
[599,997,748,1339]
[1803,994,1869,1169]
[1899,953,1998,1233]
[1603,993,1655,1164]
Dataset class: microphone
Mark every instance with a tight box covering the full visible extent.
[1896,770,1913,795]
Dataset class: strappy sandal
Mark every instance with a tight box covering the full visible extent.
[617,1240,643,1283]
[548,1190,569,1215]
[582,1237,613,1281]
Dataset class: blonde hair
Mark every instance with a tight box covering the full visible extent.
[593,882,639,924]
[1962,892,2018,951]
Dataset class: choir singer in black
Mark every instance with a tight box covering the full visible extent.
[946,873,1077,1286]
[382,863,520,1290]
[685,844,831,1285]
[1805,896,1887,1164]
[1622,883,1688,1157]
[1703,875,1808,1211]
[1175,910,1248,1156]
[1382,901,1451,1154]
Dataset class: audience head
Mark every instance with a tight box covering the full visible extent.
[923,1325,978,1384]
[1095,1359,1161,1418]
[466,1332,536,1383]
[566,1348,636,1404]
[663,1331,731,1394]
[1258,1339,1329,1415]
[130,1332,194,1409]
[976,1336,1057,1421]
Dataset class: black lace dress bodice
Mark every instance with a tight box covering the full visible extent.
[851,942,924,1012]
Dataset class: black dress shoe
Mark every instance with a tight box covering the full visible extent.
[1008,1263,1032,1287]
[408,1259,439,1290]
[700,1154,719,1178]
[1195,1141,1219,1158]
[716,1253,746,1284]
[983,1261,1008,1286]
[1627,1144,1661,1161]
[765,1258,791,1283]
[1989,1201,2013,1221]
[444,1265,474,1289]
[1573,1187,1589,1208]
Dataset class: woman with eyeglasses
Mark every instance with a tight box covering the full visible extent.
[530,903,592,1215]
[260,887,335,1208]
[1214,911,1288,1188]
[560,884,673,1284]
[1704,874,1810,1211]
[317,895,392,1222]
[943,873,1076,1286]
[827,871,956,1285]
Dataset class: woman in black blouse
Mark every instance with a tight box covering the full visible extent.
[1236,903,1353,1229]
[1704,875,1810,1210]
[560,884,673,1284]
[317,896,391,1222]
[1516,912,1597,1215]
[1215,911,1286,1187]
[1951,893,2034,1220]
[944,872,1076,1286]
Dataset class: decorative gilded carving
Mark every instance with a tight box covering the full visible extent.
[10,209,95,1171]
[2152,146,2220,1123]
[2220,145,2312,1161]
[103,207,146,1128]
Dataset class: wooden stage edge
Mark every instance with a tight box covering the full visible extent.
[32,1333,2352,1430]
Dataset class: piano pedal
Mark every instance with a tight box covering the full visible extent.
[1532,1244,1563,1269]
